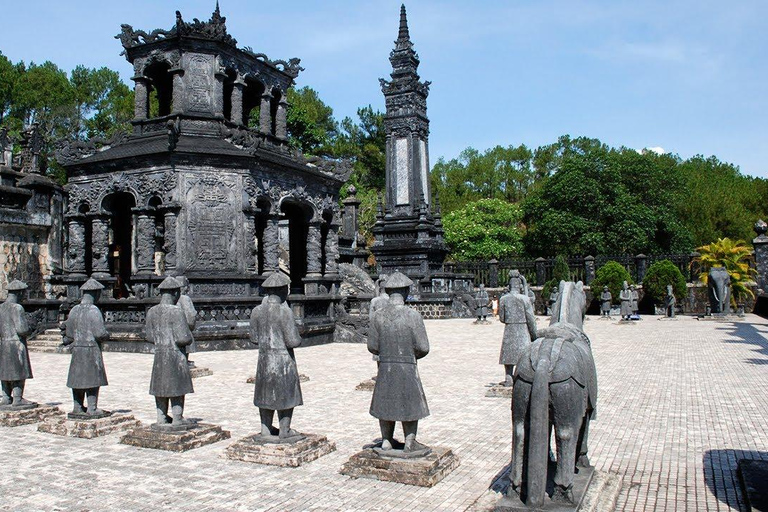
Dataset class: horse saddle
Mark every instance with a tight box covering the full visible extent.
[515,337,587,389]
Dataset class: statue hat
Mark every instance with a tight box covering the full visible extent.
[157,276,182,291]
[261,272,291,289]
[80,278,105,291]
[384,271,413,290]
[7,280,27,291]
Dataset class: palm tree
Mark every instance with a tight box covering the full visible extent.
[693,238,756,304]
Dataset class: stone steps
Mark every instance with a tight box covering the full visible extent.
[27,329,69,354]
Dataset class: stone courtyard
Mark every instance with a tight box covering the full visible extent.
[1,314,766,512]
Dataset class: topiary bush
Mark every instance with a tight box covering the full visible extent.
[544,255,571,295]
[591,261,632,303]
[642,259,687,304]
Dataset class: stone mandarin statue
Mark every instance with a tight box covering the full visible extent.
[600,286,612,317]
[368,271,430,454]
[0,280,32,407]
[498,278,537,387]
[548,286,559,316]
[250,272,304,440]
[665,284,676,318]
[61,278,110,417]
[619,281,632,320]
[630,284,639,316]
[176,276,198,368]
[369,275,390,369]
[145,276,194,427]
[475,284,491,323]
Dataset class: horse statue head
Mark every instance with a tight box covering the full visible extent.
[549,280,587,330]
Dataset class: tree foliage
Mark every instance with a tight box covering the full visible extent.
[693,238,756,302]
[591,261,633,303]
[642,260,687,304]
[544,255,571,295]
[443,198,523,261]
[285,86,337,155]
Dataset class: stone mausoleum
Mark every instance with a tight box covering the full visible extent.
[55,6,351,348]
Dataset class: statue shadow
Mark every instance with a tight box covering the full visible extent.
[703,448,768,510]
[715,322,768,364]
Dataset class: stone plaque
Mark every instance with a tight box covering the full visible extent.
[186,54,214,114]
[419,139,429,204]
[395,137,409,205]
[185,175,238,272]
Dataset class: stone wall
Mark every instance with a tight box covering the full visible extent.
[0,225,52,300]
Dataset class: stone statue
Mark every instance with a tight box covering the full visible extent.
[524,276,536,312]
[250,272,303,439]
[619,281,632,320]
[505,281,598,508]
[0,280,32,407]
[708,266,731,315]
[498,278,537,387]
[61,278,110,417]
[508,270,524,296]
[600,286,612,317]
[474,284,491,324]
[145,276,194,427]
[176,276,198,368]
[630,284,639,316]
[548,286,559,316]
[368,271,430,454]
[665,284,676,318]
[369,275,390,318]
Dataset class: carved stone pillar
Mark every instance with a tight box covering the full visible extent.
[324,217,340,276]
[262,212,280,273]
[66,215,87,276]
[259,92,273,135]
[275,95,288,140]
[243,206,259,272]
[90,214,110,278]
[132,76,149,120]
[231,79,245,125]
[214,71,227,118]
[160,203,180,272]
[170,69,185,114]
[133,208,156,275]
[306,221,323,277]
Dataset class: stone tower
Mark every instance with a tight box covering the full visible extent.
[371,5,447,288]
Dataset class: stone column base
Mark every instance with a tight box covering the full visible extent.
[485,384,514,398]
[226,432,336,467]
[341,446,459,487]
[38,411,140,439]
[0,404,63,427]
[120,422,230,452]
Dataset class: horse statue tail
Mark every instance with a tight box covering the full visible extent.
[526,344,552,507]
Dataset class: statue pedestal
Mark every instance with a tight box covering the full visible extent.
[226,433,336,467]
[246,374,309,384]
[355,377,376,391]
[190,367,213,378]
[485,384,514,398]
[120,422,230,452]
[0,404,62,427]
[341,446,459,487]
[495,467,596,512]
[38,411,140,438]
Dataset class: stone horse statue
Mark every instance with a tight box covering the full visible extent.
[708,266,731,315]
[507,281,597,507]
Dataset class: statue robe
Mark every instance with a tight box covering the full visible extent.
[498,292,537,366]
[145,303,194,397]
[475,290,490,317]
[177,293,197,353]
[368,302,430,421]
[600,292,612,313]
[62,303,109,389]
[250,297,303,411]
[619,289,632,317]
[0,301,31,380]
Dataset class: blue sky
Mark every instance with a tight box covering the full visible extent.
[1,1,766,177]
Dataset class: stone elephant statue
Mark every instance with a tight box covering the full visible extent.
[708,266,731,314]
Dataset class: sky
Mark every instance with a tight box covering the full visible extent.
[1,1,766,177]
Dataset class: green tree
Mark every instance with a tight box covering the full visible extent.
[70,66,133,140]
[332,106,386,190]
[592,261,633,303]
[544,255,571,295]
[443,198,523,261]
[642,260,687,304]
[285,86,337,155]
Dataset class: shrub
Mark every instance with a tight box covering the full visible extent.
[642,260,687,304]
[544,255,571,295]
[591,261,632,303]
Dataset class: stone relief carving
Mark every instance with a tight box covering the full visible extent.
[184,174,238,271]
[54,131,129,166]
[66,171,178,215]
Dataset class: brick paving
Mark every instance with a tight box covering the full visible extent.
[1,315,767,511]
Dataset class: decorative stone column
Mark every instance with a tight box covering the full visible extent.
[231,78,246,125]
[306,221,323,277]
[160,203,180,272]
[259,91,273,135]
[584,255,596,285]
[753,219,768,294]
[275,94,288,140]
[170,69,185,114]
[341,187,361,248]
[262,212,280,273]
[635,254,648,283]
[243,205,259,272]
[133,207,156,275]
[324,216,340,276]
[66,215,87,276]
[213,70,227,118]
[488,259,499,288]
[132,76,150,120]
[90,214,111,278]
[535,257,546,286]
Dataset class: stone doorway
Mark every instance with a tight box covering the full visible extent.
[280,201,311,294]
[103,192,135,298]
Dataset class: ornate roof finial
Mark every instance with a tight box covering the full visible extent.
[214,0,221,17]
[398,5,410,42]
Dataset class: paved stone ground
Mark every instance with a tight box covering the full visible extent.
[1,314,767,511]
